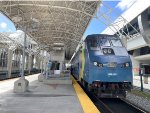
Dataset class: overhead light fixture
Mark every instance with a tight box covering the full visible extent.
[53,42,64,47]
[12,16,22,23]
[31,17,39,23]
[52,47,62,51]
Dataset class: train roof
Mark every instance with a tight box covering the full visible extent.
[85,34,118,40]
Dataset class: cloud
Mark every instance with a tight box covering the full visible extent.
[0,22,7,29]
[116,0,137,10]
[8,29,12,32]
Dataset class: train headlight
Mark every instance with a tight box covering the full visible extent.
[103,49,108,54]
[103,48,113,54]
[123,62,130,67]
[98,63,103,67]
[93,62,98,66]
[108,49,112,54]
[93,62,103,67]
[124,63,130,67]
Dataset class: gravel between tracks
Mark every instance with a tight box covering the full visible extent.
[126,93,150,112]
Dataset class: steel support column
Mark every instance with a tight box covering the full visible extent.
[36,57,41,70]
[28,54,32,74]
[21,30,26,79]
[14,30,29,93]
[7,49,13,78]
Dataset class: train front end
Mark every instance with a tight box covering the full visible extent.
[85,34,132,98]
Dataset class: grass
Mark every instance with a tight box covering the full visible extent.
[130,89,150,99]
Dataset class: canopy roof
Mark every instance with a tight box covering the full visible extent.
[0,1,101,59]
[0,31,42,56]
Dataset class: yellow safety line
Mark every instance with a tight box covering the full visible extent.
[72,77,100,113]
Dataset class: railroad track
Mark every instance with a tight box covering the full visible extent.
[76,79,149,113]
[99,98,148,113]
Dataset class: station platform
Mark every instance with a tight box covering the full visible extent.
[133,76,150,93]
[133,76,150,89]
[0,74,100,113]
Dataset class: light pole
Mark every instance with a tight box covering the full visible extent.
[140,63,144,92]
[14,27,29,93]
[21,28,26,79]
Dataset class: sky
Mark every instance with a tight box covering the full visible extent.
[0,13,16,32]
[83,0,137,37]
[0,0,136,35]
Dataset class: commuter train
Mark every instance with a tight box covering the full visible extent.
[71,34,133,98]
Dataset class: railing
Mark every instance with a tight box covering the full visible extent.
[127,33,141,40]
[44,70,71,80]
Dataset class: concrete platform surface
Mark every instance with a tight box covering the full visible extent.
[133,76,150,90]
[43,79,72,85]
[0,74,84,113]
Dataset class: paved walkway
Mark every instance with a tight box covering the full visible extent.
[0,74,38,94]
[133,76,150,90]
[0,74,83,113]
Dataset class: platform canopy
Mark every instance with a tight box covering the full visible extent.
[0,1,101,59]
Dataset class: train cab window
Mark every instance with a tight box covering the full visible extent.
[90,40,97,47]
[100,38,111,47]
[89,40,100,50]
[111,39,122,47]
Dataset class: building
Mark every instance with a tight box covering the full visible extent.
[102,1,150,77]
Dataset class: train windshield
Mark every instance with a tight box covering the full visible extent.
[100,38,111,46]
[89,39,100,50]
[90,40,98,47]
[111,39,122,47]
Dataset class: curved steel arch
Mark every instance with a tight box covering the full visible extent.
[31,29,82,39]
[0,1,100,59]
[1,2,95,17]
